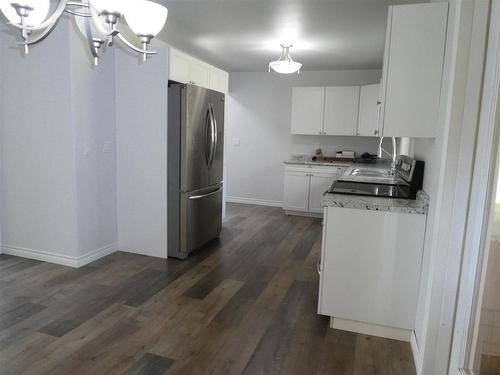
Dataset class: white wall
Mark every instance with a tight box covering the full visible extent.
[69,24,117,257]
[115,44,169,259]
[226,70,382,205]
[0,19,119,266]
[0,21,80,260]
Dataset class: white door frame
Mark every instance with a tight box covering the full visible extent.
[449,1,500,373]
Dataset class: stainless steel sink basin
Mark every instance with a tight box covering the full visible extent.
[349,168,392,178]
[340,165,405,185]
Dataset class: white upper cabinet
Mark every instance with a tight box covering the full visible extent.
[169,48,228,94]
[323,86,360,136]
[209,66,229,94]
[291,87,326,135]
[189,59,210,87]
[380,3,448,138]
[358,83,381,137]
[169,51,190,84]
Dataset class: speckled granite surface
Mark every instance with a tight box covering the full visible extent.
[284,160,352,167]
[322,190,429,215]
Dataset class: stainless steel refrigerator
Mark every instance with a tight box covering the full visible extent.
[168,83,225,259]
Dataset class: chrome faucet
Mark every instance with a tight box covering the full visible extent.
[377,136,397,175]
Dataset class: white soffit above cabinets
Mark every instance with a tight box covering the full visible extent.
[157,0,428,72]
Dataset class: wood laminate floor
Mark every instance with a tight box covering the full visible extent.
[0,203,415,375]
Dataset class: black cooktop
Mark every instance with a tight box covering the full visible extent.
[328,181,415,199]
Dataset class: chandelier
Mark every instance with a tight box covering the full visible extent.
[269,44,302,74]
[0,0,169,65]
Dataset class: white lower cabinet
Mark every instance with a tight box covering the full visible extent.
[308,173,338,214]
[318,206,426,336]
[283,171,310,212]
[283,165,340,215]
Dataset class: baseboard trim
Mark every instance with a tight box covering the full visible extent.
[410,330,422,374]
[77,244,117,267]
[2,243,117,268]
[284,210,323,218]
[226,196,283,208]
[330,317,411,342]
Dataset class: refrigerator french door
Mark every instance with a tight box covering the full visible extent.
[168,83,225,259]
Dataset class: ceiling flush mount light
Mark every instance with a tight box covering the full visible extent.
[269,44,302,74]
[0,0,168,65]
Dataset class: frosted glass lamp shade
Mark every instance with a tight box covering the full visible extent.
[125,0,168,37]
[90,0,127,15]
[269,60,302,74]
[268,45,302,74]
[0,0,50,26]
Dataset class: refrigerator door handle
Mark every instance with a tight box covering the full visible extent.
[188,186,223,200]
[208,103,217,169]
[204,106,211,166]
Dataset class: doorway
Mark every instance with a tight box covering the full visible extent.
[449,1,500,373]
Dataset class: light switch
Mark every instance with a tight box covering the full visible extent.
[232,138,240,146]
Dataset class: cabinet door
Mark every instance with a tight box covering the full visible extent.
[323,87,360,136]
[169,50,190,84]
[189,60,210,88]
[209,66,229,94]
[380,3,447,138]
[283,171,310,212]
[318,207,426,330]
[358,84,381,137]
[291,87,325,135]
[308,171,338,213]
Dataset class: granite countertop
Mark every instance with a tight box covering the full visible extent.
[284,159,352,167]
[322,190,430,215]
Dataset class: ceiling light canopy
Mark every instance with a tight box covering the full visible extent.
[269,44,302,74]
[0,0,169,65]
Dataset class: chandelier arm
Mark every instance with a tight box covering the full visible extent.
[64,9,91,17]
[16,17,62,46]
[77,0,99,59]
[116,34,158,56]
[67,1,89,7]
[8,0,68,32]
[65,1,91,16]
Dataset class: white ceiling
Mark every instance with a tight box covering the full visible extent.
[157,0,427,72]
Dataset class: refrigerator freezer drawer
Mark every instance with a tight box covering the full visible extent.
[179,185,222,257]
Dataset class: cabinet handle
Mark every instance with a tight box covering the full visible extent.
[375,99,382,136]
[317,257,321,275]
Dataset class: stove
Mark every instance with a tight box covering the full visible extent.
[328,181,413,199]
[328,156,425,200]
